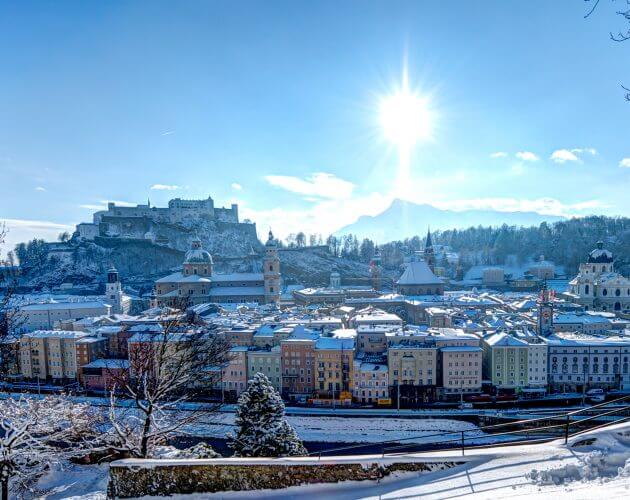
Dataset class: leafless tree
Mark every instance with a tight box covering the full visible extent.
[0,223,23,381]
[585,0,630,100]
[0,395,103,499]
[105,314,231,458]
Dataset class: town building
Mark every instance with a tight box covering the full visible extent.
[440,346,483,398]
[280,331,318,400]
[567,241,630,313]
[19,330,93,383]
[247,346,282,392]
[154,231,281,307]
[544,332,630,392]
[17,301,112,332]
[314,336,354,399]
[79,358,130,392]
[353,359,389,404]
[388,344,438,404]
[395,251,444,296]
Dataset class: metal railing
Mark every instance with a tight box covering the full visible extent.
[308,394,630,459]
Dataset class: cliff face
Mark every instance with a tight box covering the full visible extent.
[20,219,264,289]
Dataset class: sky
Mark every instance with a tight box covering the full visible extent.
[1,0,629,253]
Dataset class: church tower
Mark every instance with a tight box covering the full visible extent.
[537,282,554,337]
[424,227,436,272]
[106,266,123,314]
[263,230,281,304]
[370,245,382,291]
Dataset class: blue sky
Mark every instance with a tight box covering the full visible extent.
[1,0,629,250]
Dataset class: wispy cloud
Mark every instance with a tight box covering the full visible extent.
[265,172,355,200]
[34,186,46,192]
[231,183,243,190]
[490,152,508,158]
[620,158,630,168]
[160,130,175,136]
[150,184,181,191]
[515,151,539,162]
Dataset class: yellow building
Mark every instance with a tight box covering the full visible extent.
[314,337,355,399]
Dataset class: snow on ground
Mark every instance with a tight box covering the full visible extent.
[33,422,630,499]
[32,463,108,500]
[191,412,482,444]
[197,421,630,500]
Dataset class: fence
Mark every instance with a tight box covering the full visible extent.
[309,394,630,459]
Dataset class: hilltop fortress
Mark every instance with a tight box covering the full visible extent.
[76,196,241,242]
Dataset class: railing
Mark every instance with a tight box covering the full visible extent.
[308,394,630,459]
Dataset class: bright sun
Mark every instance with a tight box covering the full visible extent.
[379,89,432,149]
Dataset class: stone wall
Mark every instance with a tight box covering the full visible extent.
[108,457,462,498]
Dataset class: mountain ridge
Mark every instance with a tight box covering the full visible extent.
[335,199,565,242]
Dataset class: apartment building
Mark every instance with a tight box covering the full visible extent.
[247,346,282,392]
[440,346,483,397]
[352,360,388,403]
[314,337,354,398]
[17,301,111,332]
[280,333,318,400]
[19,330,93,382]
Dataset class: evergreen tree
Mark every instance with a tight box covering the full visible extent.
[229,373,306,457]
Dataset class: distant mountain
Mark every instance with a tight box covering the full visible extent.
[335,199,565,242]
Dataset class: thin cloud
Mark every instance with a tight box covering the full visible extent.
[433,197,607,217]
[231,183,243,190]
[80,200,136,210]
[34,186,46,192]
[620,158,630,168]
[490,152,508,158]
[515,151,539,162]
[151,184,181,191]
[160,130,175,136]
[265,172,355,200]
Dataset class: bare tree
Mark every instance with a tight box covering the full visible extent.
[105,316,230,458]
[0,223,23,381]
[0,395,102,499]
[585,0,630,100]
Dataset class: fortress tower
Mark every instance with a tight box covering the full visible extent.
[263,230,281,304]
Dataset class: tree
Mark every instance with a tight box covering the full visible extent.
[0,395,101,499]
[585,0,630,100]
[106,317,231,458]
[229,373,306,457]
[0,224,23,380]
[58,231,70,243]
[295,232,306,248]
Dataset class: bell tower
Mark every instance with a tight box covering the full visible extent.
[370,245,382,291]
[106,266,123,314]
[537,282,554,337]
[263,230,281,304]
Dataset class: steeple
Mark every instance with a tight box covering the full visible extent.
[424,227,435,271]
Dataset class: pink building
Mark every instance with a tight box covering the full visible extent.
[220,346,249,398]
[80,359,130,392]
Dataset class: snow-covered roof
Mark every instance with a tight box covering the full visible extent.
[484,332,529,347]
[396,260,442,285]
[211,273,264,282]
[24,330,92,339]
[81,358,130,369]
[315,337,355,350]
[19,300,110,311]
[545,332,630,347]
[155,272,212,284]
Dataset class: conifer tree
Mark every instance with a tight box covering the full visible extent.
[229,373,306,457]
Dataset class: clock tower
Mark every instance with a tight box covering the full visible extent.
[537,282,554,337]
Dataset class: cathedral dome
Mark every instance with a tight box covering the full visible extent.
[184,238,213,264]
[587,241,613,264]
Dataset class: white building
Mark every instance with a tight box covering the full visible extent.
[544,332,630,391]
[17,301,112,332]
[567,241,630,313]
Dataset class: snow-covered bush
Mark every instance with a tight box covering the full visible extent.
[229,372,306,457]
[0,395,102,499]
[154,442,220,459]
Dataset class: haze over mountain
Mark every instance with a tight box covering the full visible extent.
[335,199,565,242]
